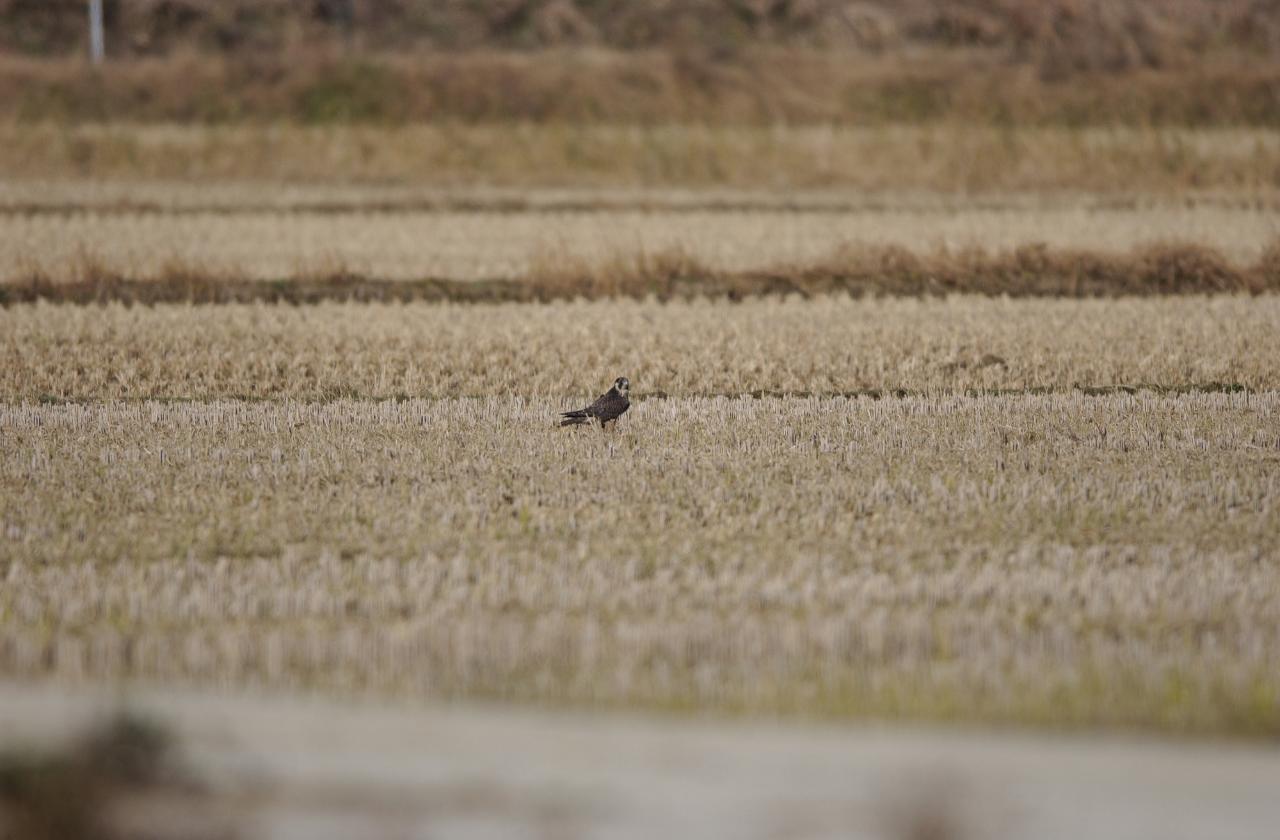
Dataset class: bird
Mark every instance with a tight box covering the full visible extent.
[560,377,631,430]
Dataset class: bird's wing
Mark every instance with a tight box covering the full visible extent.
[562,388,625,421]
[584,389,614,416]
[594,391,629,421]
[561,393,601,418]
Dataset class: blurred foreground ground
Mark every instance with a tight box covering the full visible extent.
[2,681,1278,840]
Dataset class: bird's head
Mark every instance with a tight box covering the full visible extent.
[614,377,630,395]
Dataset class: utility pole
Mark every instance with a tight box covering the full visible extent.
[88,0,105,64]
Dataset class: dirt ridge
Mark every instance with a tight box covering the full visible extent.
[4,241,1276,307]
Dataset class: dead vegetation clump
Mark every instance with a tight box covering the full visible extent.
[0,714,220,840]
[5,3,1280,131]
[815,241,1252,297]
[525,247,719,301]
[524,243,1204,302]
[2,240,1275,306]
[3,250,421,307]
[5,0,1280,127]
[6,48,1280,126]
[5,1,1279,67]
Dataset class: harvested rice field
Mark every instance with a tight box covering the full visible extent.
[2,290,1279,733]
[3,181,1280,289]
[7,13,1280,834]
[4,191,1280,284]
[3,392,1279,731]
[2,136,1279,738]
[7,11,1280,836]
[3,296,1279,401]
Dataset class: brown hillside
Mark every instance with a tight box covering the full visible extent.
[5,0,1280,72]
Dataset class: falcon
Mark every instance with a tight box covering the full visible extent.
[560,377,631,430]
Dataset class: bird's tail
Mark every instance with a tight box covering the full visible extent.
[559,411,589,427]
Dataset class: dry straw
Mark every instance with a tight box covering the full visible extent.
[3,295,1276,402]
[2,393,1277,733]
[3,124,1279,191]
[2,241,1279,306]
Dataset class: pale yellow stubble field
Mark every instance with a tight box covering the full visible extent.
[3,199,1279,283]
[2,393,1277,731]
[2,115,1278,735]
[3,296,1277,402]
[3,123,1279,286]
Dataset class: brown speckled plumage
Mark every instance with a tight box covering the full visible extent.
[560,377,631,429]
